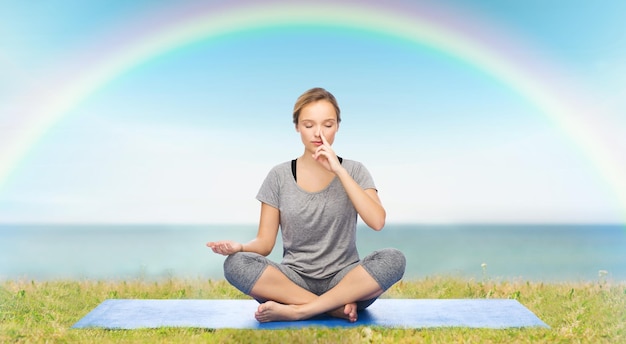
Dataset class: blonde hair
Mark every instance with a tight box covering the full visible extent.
[292,87,341,125]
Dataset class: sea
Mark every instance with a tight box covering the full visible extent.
[1,224,624,283]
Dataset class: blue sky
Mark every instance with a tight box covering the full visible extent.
[1,0,625,224]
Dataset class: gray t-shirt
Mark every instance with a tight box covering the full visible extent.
[256,159,377,279]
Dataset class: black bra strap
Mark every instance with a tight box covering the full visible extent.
[291,157,343,182]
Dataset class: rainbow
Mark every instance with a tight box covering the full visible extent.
[2,1,625,220]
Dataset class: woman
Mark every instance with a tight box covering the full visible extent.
[207,87,405,323]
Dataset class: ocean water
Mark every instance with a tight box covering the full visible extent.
[0,224,624,282]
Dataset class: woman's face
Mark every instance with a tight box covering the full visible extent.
[296,100,339,153]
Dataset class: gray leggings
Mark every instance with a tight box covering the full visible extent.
[223,248,406,310]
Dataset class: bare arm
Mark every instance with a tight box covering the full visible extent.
[207,202,280,256]
[335,170,386,230]
[313,132,386,231]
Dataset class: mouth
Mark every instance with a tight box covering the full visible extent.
[312,141,323,146]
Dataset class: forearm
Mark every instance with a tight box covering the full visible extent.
[241,237,274,256]
[207,204,278,257]
[335,167,386,230]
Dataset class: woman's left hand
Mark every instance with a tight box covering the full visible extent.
[313,132,343,173]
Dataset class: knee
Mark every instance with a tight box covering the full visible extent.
[381,248,406,276]
[223,252,266,294]
[223,252,251,282]
[223,253,238,277]
[363,248,406,290]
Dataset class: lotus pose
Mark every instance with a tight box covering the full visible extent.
[207,87,405,323]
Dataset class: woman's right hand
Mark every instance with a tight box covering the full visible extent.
[206,240,243,256]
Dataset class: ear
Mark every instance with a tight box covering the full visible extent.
[295,123,300,133]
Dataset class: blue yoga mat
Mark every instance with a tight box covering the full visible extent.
[72,299,549,330]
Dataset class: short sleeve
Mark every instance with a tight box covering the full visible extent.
[255,166,281,208]
[349,160,377,191]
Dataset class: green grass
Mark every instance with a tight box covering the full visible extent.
[1,276,624,343]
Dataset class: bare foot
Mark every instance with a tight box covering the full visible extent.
[255,301,304,323]
[327,302,358,322]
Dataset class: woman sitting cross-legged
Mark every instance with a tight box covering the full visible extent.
[207,87,406,323]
